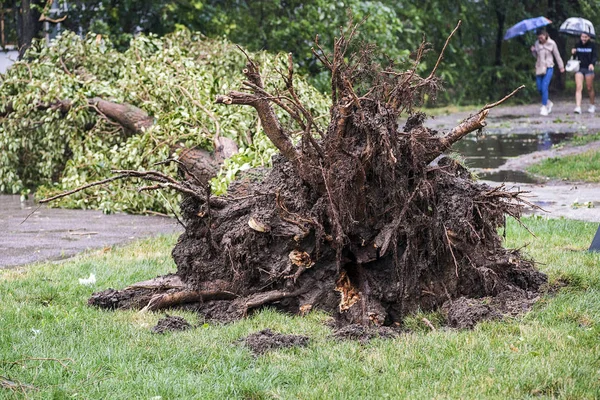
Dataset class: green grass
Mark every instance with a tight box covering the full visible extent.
[527,149,600,182]
[526,133,600,182]
[2,218,600,399]
[568,133,600,147]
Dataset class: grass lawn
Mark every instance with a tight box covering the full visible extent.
[527,148,600,182]
[1,217,600,399]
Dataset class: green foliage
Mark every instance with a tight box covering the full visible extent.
[0,30,330,213]
[14,0,600,104]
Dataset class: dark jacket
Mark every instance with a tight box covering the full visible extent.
[574,40,597,69]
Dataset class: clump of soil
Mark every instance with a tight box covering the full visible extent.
[442,288,541,329]
[241,329,309,354]
[332,324,400,343]
[152,315,193,334]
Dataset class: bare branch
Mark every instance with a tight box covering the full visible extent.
[480,85,525,112]
[426,20,462,81]
[39,175,129,204]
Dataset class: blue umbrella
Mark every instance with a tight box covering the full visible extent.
[504,16,552,40]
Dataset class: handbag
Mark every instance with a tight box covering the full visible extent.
[535,65,548,76]
[566,57,580,73]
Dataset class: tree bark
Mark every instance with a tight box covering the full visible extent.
[15,0,44,59]
[88,97,154,133]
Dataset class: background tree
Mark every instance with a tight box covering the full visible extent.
[11,0,600,103]
[5,0,44,58]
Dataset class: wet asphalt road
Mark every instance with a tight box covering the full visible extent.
[0,195,182,268]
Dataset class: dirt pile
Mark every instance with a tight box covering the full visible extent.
[152,315,193,334]
[331,324,400,343]
[241,329,309,354]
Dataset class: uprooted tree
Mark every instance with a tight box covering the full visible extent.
[1,31,330,214]
[73,21,546,328]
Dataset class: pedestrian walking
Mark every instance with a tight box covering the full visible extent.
[531,29,565,116]
[572,32,597,113]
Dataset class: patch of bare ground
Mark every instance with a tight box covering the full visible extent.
[152,315,193,334]
[240,329,309,354]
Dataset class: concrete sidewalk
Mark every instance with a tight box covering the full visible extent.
[0,195,182,268]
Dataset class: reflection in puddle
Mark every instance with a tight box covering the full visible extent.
[478,170,540,184]
[452,132,573,169]
[451,132,574,183]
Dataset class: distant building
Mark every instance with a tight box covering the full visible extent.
[44,0,69,44]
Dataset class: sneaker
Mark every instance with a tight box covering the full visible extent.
[547,100,554,113]
[574,106,582,114]
[588,105,596,113]
[540,105,549,116]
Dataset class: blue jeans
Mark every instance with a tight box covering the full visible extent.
[536,67,554,106]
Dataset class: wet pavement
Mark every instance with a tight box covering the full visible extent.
[427,100,600,136]
[0,195,182,268]
[426,100,600,223]
[484,181,600,222]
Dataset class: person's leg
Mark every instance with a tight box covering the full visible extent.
[536,74,543,99]
[540,68,553,106]
[575,72,584,108]
[586,73,595,105]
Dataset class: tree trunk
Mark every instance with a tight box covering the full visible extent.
[88,98,154,133]
[494,9,505,67]
[15,0,43,59]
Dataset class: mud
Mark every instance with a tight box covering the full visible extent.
[442,288,541,329]
[240,329,309,354]
[152,315,193,334]
[331,324,400,343]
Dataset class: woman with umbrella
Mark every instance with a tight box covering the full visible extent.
[571,33,597,114]
[531,29,565,116]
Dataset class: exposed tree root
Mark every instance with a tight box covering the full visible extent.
[83,21,547,329]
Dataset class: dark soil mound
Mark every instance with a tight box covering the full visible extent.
[443,288,542,329]
[151,315,193,334]
[241,329,309,354]
[332,324,401,343]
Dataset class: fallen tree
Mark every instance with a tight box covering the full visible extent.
[67,22,546,328]
[0,30,328,213]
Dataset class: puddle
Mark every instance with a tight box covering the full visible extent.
[451,132,573,183]
[477,170,541,184]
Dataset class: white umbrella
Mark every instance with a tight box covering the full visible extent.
[559,17,596,38]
